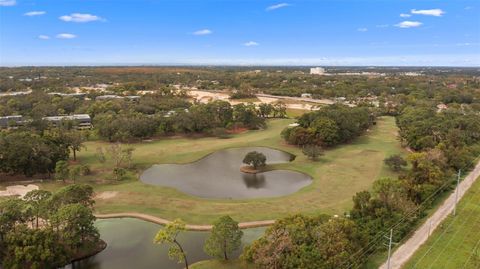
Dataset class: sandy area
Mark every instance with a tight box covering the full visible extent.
[0,184,39,198]
[96,191,119,200]
[188,90,230,103]
[188,90,321,111]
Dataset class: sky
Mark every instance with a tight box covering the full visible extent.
[0,0,479,66]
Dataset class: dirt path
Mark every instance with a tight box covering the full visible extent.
[379,160,480,269]
[95,212,275,231]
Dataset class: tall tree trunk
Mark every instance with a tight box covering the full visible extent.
[73,149,77,161]
[174,240,188,269]
[224,239,228,260]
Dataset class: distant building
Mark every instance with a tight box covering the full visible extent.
[0,115,24,128]
[95,95,124,100]
[436,103,448,113]
[301,93,312,98]
[96,95,140,101]
[310,67,326,75]
[48,92,87,98]
[42,114,92,129]
[0,90,32,98]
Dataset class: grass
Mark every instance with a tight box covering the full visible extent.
[402,176,480,269]
[191,260,252,269]
[4,116,405,224]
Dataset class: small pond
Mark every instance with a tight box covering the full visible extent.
[140,147,312,199]
[68,218,265,269]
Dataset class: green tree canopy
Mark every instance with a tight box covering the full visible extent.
[204,215,243,260]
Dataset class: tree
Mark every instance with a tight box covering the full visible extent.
[302,145,324,161]
[55,160,70,183]
[204,215,243,260]
[243,214,329,269]
[317,218,366,269]
[154,219,189,269]
[384,154,407,171]
[52,204,99,250]
[3,226,69,269]
[272,101,287,118]
[66,131,85,161]
[243,151,267,169]
[258,103,273,118]
[69,166,81,184]
[24,190,52,229]
[113,167,127,181]
[50,184,95,210]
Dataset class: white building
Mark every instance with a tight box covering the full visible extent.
[310,67,326,75]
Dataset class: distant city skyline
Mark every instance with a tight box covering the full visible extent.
[0,0,479,66]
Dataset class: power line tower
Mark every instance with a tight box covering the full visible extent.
[385,229,398,269]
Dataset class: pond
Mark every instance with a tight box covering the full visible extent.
[140,147,312,199]
[69,218,266,269]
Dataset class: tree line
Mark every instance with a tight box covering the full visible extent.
[0,184,101,269]
[281,104,374,147]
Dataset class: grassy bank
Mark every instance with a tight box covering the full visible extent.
[4,116,405,224]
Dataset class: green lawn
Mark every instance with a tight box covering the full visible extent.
[403,177,480,269]
[6,116,405,224]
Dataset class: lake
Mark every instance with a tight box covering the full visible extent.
[140,147,312,199]
[69,218,266,269]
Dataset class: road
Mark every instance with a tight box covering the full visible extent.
[379,159,480,269]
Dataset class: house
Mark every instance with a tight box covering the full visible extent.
[42,114,92,129]
[95,95,124,100]
[48,92,87,98]
[0,115,24,128]
[301,93,312,99]
[96,95,140,101]
[436,103,448,112]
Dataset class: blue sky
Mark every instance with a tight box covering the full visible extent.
[0,0,479,66]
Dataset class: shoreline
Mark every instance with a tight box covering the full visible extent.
[95,212,275,231]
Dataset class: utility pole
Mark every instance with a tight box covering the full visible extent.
[453,169,461,216]
[386,229,393,269]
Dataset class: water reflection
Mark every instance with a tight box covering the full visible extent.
[68,218,266,269]
[140,147,312,199]
[242,173,266,189]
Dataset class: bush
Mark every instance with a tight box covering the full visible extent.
[384,154,407,171]
[302,145,324,161]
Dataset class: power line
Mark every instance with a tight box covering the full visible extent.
[412,181,480,268]
[462,236,480,268]
[425,198,480,269]
[343,155,480,269]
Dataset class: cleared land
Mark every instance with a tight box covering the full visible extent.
[9,116,405,224]
[402,176,480,269]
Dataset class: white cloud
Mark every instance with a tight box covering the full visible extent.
[0,0,16,6]
[400,13,411,18]
[244,41,259,46]
[395,21,422,28]
[411,9,445,17]
[38,35,50,40]
[357,28,368,32]
[266,3,290,11]
[59,13,103,23]
[24,11,46,16]
[193,29,212,36]
[56,33,77,39]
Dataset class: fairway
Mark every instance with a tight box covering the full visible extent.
[403,177,480,269]
[33,116,405,224]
